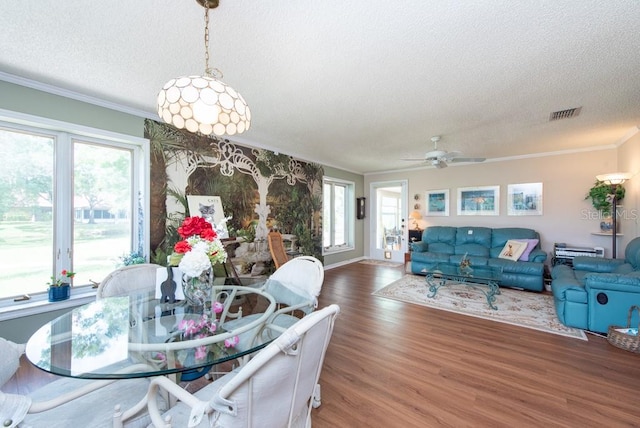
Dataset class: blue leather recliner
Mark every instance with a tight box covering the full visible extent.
[410,226,547,292]
[551,237,640,333]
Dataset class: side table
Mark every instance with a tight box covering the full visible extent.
[404,252,411,272]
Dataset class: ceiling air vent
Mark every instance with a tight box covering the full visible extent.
[549,107,582,121]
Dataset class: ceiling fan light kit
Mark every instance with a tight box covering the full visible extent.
[157,0,251,137]
[402,135,486,169]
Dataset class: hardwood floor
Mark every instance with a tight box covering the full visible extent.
[5,262,640,427]
[313,262,640,427]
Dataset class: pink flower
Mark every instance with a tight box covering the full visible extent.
[178,319,199,336]
[212,301,224,314]
[194,345,208,360]
[224,336,239,348]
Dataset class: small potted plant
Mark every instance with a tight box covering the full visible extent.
[458,253,473,276]
[118,251,146,267]
[48,269,75,302]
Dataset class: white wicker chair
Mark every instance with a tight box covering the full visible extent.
[96,263,164,300]
[222,256,325,351]
[146,304,340,427]
[0,338,163,428]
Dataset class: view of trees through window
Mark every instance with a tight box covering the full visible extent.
[0,129,54,298]
[323,178,353,251]
[72,142,132,288]
[0,126,135,299]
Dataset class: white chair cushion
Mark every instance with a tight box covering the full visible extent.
[23,376,165,428]
[0,338,25,386]
[264,279,314,311]
[0,392,31,428]
[269,257,323,300]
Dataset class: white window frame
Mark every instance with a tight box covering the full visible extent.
[322,176,355,255]
[0,108,149,317]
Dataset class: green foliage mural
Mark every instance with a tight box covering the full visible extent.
[144,119,324,274]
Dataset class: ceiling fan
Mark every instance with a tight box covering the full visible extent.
[402,136,486,168]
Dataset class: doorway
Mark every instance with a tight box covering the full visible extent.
[369,180,408,263]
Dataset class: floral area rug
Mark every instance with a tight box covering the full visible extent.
[373,274,587,340]
[358,259,404,267]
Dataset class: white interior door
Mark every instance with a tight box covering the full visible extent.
[369,180,408,262]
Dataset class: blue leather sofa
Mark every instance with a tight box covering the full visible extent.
[410,226,547,292]
[551,236,640,333]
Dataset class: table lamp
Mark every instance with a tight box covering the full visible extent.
[409,210,422,230]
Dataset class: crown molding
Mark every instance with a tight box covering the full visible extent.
[364,145,618,176]
[0,71,157,120]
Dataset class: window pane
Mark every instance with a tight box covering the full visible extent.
[0,128,54,298]
[73,142,132,286]
[377,188,401,250]
[333,185,346,246]
[323,177,354,253]
[323,183,331,247]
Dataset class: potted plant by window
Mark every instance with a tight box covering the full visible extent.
[585,180,625,232]
[48,269,75,302]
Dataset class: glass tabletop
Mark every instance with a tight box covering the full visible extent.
[421,263,503,282]
[25,283,276,379]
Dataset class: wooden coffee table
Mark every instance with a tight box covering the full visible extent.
[421,264,503,310]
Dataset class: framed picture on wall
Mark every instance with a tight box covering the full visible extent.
[187,195,230,239]
[425,189,449,216]
[507,182,543,215]
[457,185,500,216]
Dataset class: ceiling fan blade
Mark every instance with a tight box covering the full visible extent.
[441,151,462,161]
[433,159,448,168]
[450,157,486,163]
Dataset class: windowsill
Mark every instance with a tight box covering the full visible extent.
[323,245,355,256]
[0,288,97,322]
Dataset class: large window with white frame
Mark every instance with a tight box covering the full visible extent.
[322,177,355,254]
[0,118,148,301]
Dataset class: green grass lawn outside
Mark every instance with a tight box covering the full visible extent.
[0,221,131,299]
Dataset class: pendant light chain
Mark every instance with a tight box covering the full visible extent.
[204,4,211,77]
[203,4,222,79]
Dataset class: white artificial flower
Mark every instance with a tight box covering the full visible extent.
[190,240,210,253]
[213,215,232,236]
[178,247,212,277]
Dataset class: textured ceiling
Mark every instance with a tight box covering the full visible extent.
[1,1,639,173]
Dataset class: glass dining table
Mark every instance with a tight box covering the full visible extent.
[25,279,276,381]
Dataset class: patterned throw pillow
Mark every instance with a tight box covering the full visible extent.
[498,240,527,261]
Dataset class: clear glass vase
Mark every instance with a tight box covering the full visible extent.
[182,268,213,309]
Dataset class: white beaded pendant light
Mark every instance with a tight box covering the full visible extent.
[157,0,250,136]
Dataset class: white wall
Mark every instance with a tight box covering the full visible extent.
[617,130,640,250]
[365,138,640,263]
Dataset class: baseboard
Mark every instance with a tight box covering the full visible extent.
[324,256,366,270]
